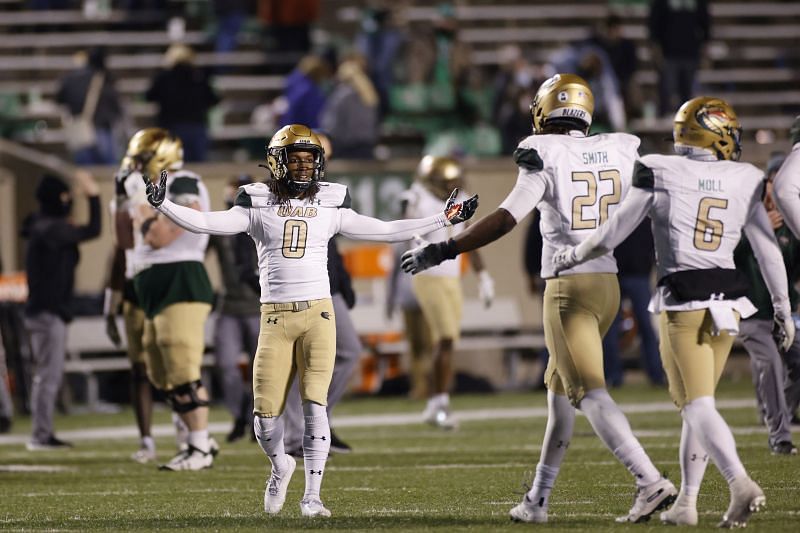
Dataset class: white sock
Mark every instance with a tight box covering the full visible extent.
[188,429,209,453]
[677,418,708,503]
[580,389,661,486]
[254,415,289,473]
[682,396,746,484]
[526,392,574,508]
[141,436,155,452]
[172,412,188,448]
[428,393,448,409]
[303,402,330,500]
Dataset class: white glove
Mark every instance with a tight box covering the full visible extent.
[773,309,796,353]
[551,246,578,275]
[401,235,459,275]
[478,270,494,308]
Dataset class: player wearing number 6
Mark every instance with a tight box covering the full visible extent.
[142,124,478,518]
[551,96,793,528]
[401,73,676,524]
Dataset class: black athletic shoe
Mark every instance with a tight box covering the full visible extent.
[226,418,247,443]
[26,435,73,451]
[329,428,352,454]
[770,440,798,455]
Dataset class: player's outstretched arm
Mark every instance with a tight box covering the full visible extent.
[772,150,800,239]
[553,186,652,274]
[142,172,249,236]
[744,202,795,350]
[338,188,478,242]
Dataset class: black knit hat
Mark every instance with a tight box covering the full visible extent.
[35,174,71,216]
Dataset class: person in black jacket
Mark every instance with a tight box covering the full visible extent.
[145,45,220,162]
[22,170,101,450]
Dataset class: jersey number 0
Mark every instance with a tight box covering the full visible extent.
[282,219,308,258]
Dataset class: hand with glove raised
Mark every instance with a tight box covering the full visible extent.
[443,188,479,226]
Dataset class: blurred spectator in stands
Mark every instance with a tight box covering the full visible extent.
[648,0,710,117]
[0,328,12,433]
[590,14,640,120]
[278,54,332,130]
[56,47,122,165]
[208,175,261,443]
[212,0,249,55]
[22,170,101,450]
[735,151,800,455]
[601,220,664,388]
[550,41,625,132]
[146,45,220,162]
[320,55,380,160]
[355,4,408,119]
[492,45,543,154]
[258,0,319,55]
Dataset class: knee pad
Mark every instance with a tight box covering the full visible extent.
[167,380,209,414]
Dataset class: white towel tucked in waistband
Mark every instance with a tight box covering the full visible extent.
[708,301,739,336]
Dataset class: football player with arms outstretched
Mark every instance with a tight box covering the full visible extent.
[142,124,478,518]
[551,97,793,528]
[402,74,676,524]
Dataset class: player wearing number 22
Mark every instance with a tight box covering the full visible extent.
[551,96,794,528]
[402,73,676,524]
[142,124,478,518]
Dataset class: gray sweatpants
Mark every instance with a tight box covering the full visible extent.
[24,312,67,443]
[213,313,260,419]
[0,328,13,419]
[283,293,362,449]
[738,318,800,446]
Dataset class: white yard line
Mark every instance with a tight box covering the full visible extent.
[0,398,756,447]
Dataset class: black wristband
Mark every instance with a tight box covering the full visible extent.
[438,238,459,261]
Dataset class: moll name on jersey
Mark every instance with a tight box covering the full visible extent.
[698,178,724,193]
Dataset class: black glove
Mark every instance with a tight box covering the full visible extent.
[444,188,479,225]
[401,238,458,275]
[142,170,167,208]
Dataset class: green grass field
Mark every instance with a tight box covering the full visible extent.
[1,380,798,532]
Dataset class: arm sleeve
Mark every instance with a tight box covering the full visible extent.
[772,149,800,239]
[338,209,448,242]
[157,199,250,236]
[573,186,653,262]
[497,169,547,223]
[744,201,791,316]
[49,195,102,245]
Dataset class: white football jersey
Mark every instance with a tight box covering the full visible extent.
[402,182,465,277]
[500,131,641,278]
[639,154,763,281]
[236,182,352,303]
[128,169,210,271]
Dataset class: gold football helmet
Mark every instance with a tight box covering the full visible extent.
[673,97,742,161]
[530,73,594,134]
[125,128,184,179]
[266,124,325,191]
[414,155,464,201]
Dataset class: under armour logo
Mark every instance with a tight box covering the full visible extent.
[266,317,279,324]
[308,435,327,441]
[321,311,330,320]
[310,470,323,475]
[710,292,726,301]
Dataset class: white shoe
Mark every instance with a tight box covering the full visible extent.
[616,477,677,523]
[509,494,548,523]
[423,406,458,430]
[264,455,296,514]
[718,477,765,528]
[660,499,698,526]
[131,447,157,464]
[300,497,331,517]
[158,445,214,471]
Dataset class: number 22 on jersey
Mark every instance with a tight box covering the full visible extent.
[570,169,621,230]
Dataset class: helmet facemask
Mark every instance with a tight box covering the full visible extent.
[265,124,326,199]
